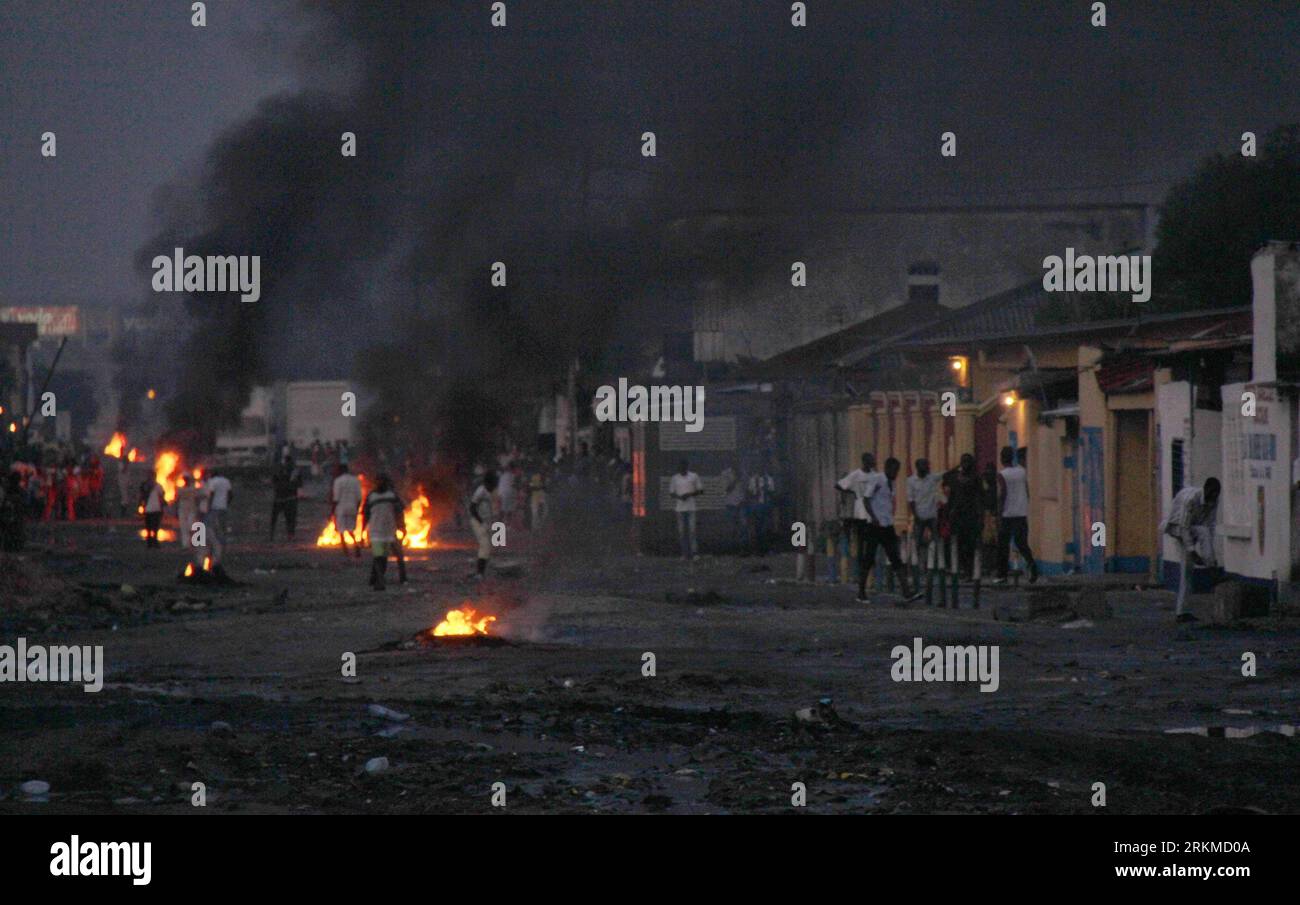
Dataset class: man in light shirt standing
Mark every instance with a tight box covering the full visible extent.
[995,446,1038,584]
[906,458,943,582]
[669,459,704,560]
[203,468,234,572]
[363,473,406,590]
[838,454,920,604]
[331,463,364,559]
[142,476,166,549]
[1161,477,1220,622]
[468,470,499,578]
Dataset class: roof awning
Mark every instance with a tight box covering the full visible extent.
[1096,355,1155,395]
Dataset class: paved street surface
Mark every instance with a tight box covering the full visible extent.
[3,483,1299,814]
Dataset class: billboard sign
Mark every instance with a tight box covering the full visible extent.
[0,306,80,336]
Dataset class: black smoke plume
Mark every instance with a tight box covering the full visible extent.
[135,0,869,460]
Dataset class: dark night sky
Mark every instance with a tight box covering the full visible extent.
[3,0,1300,305]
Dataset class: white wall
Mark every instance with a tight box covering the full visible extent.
[1156,380,1225,568]
[1220,383,1292,582]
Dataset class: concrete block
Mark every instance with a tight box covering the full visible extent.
[1070,587,1113,620]
[1212,582,1244,623]
[994,588,1071,622]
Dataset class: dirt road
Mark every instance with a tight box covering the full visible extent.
[3,485,1299,814]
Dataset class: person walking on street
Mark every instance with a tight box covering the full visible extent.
[469,470,498,578]
[204,469,234,572]
[331,463,364,558]
[142,476,165,548]
[838,454,921,603]
[995,446,1038,583]
[270,455,303,541]
[176,474,201,550]
[364,474,407,590]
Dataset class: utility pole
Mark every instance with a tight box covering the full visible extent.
[20,335,68,448]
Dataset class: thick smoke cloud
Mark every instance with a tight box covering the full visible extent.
[132,1,873,456]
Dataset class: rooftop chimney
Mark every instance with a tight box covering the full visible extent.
[907,261,941,307]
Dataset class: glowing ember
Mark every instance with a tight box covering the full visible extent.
[103,432,127,458]
[139,528,176,542]
[155,451,182,503]
[432,606,496,637]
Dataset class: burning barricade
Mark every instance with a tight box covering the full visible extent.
[316,483,441,550]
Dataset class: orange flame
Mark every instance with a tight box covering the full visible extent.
[127,448,140,462]
[138,528,176,542]
[184,563,194,577]
[104,432,127,458]
[155,451,181,503]
[432,606,496,637]
[315,481,438,549]
[403,493,434,549]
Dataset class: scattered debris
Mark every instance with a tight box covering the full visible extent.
[794,697,848,728]
[665,589,727,605]
[1165,724,1296,739]
[367,704,410,722]
[19,780,50,800]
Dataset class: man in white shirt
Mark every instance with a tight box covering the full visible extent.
[669,459,704,560]
[363,473,406,589]
[331,464,364,559]
[142,478,165,548]
[497,462,516,525]
[906,458,943,575]
[203,469,234,569]
[1161,477,1220,622]
[468,470,499,577]
[995,446,1038,583]
[838,454,919,604]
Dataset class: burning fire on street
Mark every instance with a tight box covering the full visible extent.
[103,432,127,458]
[316,485,440,549]
[431,606,496,636]
[102,432,142,463]
[154,450,182,503]
[177,555,233,586]
[380,603,510,650]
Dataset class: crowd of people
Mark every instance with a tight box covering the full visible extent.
[835,446,1040,604]
[0,429,1229,620]
[3,452,108,522]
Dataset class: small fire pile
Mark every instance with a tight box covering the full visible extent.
[432,606,497,637]
[377,603,510,650]
[182,556,213,579]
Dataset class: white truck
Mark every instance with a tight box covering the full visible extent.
[213,381,353,466]
[277,380,353,452]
